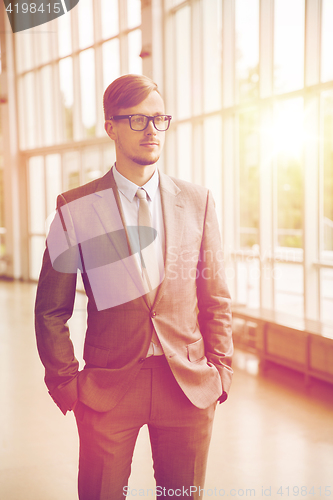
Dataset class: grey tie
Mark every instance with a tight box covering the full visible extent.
[136,188,160,347]
[136,188,160,306]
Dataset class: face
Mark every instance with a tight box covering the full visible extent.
[105,91,166,168]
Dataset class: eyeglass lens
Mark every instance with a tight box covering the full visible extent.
[130,115,170,131]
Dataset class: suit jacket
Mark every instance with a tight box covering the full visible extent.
[35,169,233,415]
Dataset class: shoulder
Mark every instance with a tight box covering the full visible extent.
[160,172,209,201]
[59,170,114,205]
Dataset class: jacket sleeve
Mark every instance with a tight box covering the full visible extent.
[35,195,80,415]
[196,190,233,401]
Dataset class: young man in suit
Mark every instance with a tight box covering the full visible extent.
[35,74,233,500]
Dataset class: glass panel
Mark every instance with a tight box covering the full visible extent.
[103,144,116,174]
[192,123,203,185]
[320,268,333,323]
[17,77,26,150]
[204,116,222,221]
[101,0,119,39]
[165,127,177,178]
[127,0,141,29]
[177,123,192,182]
[35,25,52,66]
[239,111,259,248]
[167,0,186,7]
[82,148,102,184]
[274,263,304,317]
[203,0,222,112]
[275,98,303,248]
[30,236,46,281]
[40,65,55,146]
[321,0,333,82]
[23,72,37,149]
[128,30,142,75]
[15,33,34,73]
[0,241,5,271]
[0,166,4,260]
[274,0,305,93]
[0,74,2,257]
[102,39,120,91]
[0,54,4,262]
[78,0,94,49]
[58,11,72,57]
[79,49,96,137]
[321,91,333,259]
[63,151,80,191]
[29,157,45,234]
[15,35,22,73]
[175,6,191,120]
[45,154,62,217]
[235,0,259,102]
[236,259,260,308]
[59,57,74,141]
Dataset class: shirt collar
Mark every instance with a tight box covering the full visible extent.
[112,164,159,203]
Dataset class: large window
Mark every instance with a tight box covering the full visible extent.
[164,0,333,323]
[27,145,115,280]
[2,0,333,323]
[16,1,142,148]
[13,0,141,279]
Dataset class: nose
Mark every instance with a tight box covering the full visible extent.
[145,118,157,135]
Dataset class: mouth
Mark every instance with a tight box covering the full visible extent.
[140,142,159,147]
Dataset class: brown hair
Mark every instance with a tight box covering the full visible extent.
[103,74,161,120]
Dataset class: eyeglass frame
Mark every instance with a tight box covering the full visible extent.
[109,114,172,131]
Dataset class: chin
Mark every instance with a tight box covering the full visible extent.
[132,155,160,166]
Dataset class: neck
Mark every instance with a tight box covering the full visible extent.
[115,160,156,186]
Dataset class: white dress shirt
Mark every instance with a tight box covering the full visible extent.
[112,164,164,356]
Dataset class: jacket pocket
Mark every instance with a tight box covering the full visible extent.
[83,343,110,367]
[187,337,205,363]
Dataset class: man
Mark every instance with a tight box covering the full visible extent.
[35,74,233,500]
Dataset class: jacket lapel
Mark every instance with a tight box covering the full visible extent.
[152,172,184,307]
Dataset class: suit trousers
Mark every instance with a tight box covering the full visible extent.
[74,355,216,500]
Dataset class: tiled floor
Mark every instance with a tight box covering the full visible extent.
[1,280,333,499]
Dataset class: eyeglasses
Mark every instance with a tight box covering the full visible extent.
[110,114,172,131]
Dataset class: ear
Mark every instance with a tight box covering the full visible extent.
[105,120,117,140]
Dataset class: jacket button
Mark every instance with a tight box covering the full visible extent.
[151,311,156,317]
[139,358,145,363]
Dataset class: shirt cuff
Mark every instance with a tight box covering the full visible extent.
[218,391,228,404]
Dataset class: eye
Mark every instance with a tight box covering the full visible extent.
[132,115,146,124]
